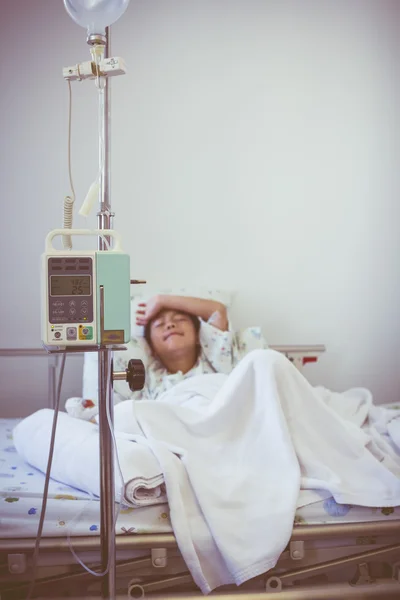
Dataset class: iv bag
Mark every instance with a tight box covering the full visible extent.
[63,0,130,36]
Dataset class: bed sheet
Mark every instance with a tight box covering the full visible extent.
[0,418,171,538]
[1,413,399,539]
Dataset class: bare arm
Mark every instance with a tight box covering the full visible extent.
[136,295,229,331]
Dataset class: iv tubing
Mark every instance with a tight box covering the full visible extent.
[62,81,76,250]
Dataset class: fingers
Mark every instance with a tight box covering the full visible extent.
[136,314,148,326]
[136,303,148,326]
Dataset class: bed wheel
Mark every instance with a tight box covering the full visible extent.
[265,576,282,592]
[128,582,145,598]
[126,359,146,391]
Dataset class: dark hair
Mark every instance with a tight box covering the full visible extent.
[144,310,201,351]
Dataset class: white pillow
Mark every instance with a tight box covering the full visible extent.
[82,285,234,402]
[233,327,269,364]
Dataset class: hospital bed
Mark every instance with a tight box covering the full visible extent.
[1,347,400,599]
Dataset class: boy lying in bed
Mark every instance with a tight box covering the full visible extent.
[136,295,231,399]
[66,295,234,417]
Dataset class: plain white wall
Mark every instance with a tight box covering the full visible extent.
[1,0,400,416]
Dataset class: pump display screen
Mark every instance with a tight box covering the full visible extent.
[50,275,91,296]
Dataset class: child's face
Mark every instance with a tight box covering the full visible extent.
[149,309,198,362]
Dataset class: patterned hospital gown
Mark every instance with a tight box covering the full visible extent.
[114,318,235,401]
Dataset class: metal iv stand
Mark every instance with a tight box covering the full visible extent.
[75,24,121,598]
[83,28,146,598]
[91,26,117,599]
[90,28,145,599]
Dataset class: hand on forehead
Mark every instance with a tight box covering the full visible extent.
[135,296,164,326]
[136,297,187,327]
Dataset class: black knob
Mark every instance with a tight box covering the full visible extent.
[126,359,145,391]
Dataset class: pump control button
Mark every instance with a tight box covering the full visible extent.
[67,327,77,340]
[79,325,93,341]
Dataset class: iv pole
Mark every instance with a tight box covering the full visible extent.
[85,24,145,597]
[93,26,117,599]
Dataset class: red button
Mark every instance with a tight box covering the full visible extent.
[302,356,317,365]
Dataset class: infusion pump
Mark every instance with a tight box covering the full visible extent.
[42,229,131,348]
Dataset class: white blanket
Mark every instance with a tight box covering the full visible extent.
[13,410,166,507]
[113,349,400,594]
[315,386,400,472]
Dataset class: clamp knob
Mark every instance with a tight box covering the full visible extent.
[126,359,145,391]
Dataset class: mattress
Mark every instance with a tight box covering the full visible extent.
[1,414,400,539]
[0,418,171,538]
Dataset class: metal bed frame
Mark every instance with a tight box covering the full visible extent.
[1,519,400,598]
[1,345,400,598]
